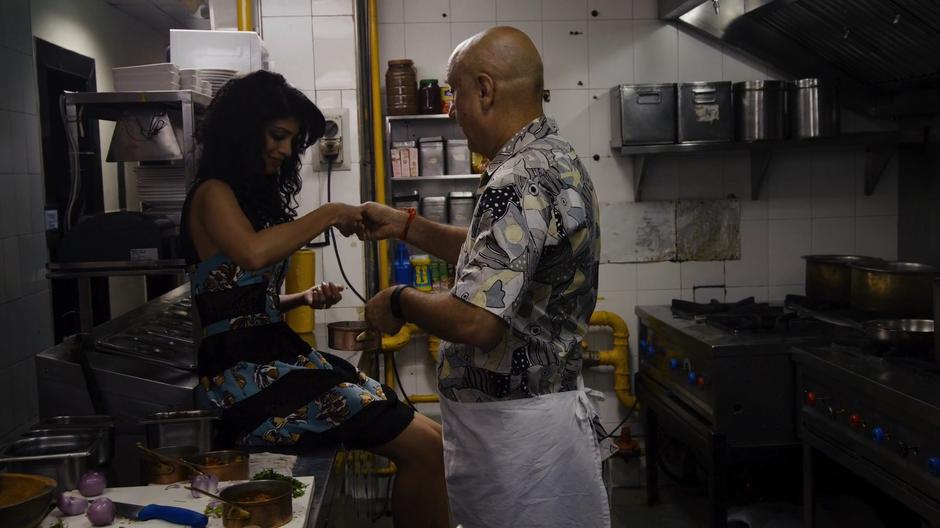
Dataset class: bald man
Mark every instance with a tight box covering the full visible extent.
[360,27,607,527]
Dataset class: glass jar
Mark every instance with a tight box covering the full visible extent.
[418,79,442,115]
[386,59,418,115]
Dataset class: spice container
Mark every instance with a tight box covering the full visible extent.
[419,79,442,114]
[411,255,432,291]
[421,196,447,224]
[418,136,445,176]
[446,139,471,174]
[386,59,418,116]
[447,191,475,226]
[393,190,420,212]
[441,83,453,114]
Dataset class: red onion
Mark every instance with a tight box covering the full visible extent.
[190,473,219,498]
[86,497,116,526]
[56,492,88,516]
[78,470,107,497]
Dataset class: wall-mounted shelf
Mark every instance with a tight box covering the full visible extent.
[386,114,452,121]
[615,130,925,201]
[391,175,480,182]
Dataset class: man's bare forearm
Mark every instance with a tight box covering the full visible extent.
[405,216,468,265]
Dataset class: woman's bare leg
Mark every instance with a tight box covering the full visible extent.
[371,412,448,528]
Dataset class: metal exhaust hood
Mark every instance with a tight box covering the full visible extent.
[660,0,940,116]
[106,109,184,162]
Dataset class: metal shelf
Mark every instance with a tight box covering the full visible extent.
[391,175,480,182]
[386,114,452,122]
[616,131,925,201]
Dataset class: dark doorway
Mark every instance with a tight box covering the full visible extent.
[35,38,110,343]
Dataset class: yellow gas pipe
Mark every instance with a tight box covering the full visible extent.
[236,0,253,31]
[367,0,390,290]
[589,310,636,409]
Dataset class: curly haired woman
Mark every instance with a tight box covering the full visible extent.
[182,70,447,528]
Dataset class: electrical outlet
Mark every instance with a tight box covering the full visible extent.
[317,108,349,171]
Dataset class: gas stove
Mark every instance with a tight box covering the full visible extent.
[794,343,940,525]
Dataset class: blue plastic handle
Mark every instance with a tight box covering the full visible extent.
[137,504,209,528]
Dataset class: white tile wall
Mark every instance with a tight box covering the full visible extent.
[451,0,496,22]
[371,5,900,430]
[496,0,541,21]
[589,0,632,20]
[404,0,450,23]
[312,16,357,90]
[312,0,353,16]
[262,0,311,17]
[263,16,317,90]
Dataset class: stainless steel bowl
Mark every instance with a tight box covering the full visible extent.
[328,321,379,351]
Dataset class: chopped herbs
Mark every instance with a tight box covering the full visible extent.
[251,469,308,498]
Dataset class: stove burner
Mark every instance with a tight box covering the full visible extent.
[671,297,801,334]
[671,296,767,318]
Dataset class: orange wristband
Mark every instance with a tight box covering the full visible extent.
[399,207,417,241]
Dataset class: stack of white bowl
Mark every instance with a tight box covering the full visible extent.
[179,69,213,97]
[113,63,180,92]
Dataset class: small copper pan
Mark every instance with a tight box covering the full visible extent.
[328,321,379,351]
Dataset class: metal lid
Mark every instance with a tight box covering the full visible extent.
[793,78,832,88]
[419,79,439,85]
[418,136,444,144]
[802,254,883,265]
[448,191,474,199]
[422,196,446,203]
[388,59,414,66]
[680,81,731,88]
[849,261,940,274]
[732,80,787,91]
[446,138,468,145]
[393,190,420,201]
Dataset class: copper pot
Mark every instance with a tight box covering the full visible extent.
[219,480,293,528]
[0,473,57,528]
[182,450,250,482]
[328,321,379,351]
[139,445,199,484]
[803,255,883,307]
[850,261,940,317]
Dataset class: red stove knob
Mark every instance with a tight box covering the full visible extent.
[849,414,862,428]
[697,375,706,388]
[805,391,816,406]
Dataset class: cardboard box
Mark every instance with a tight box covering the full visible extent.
[390,148,402,178]
[409,147,419,177]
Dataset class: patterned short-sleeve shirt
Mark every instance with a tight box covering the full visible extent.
[439,116,601,402]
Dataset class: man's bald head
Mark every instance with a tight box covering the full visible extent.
[448,26,544,105]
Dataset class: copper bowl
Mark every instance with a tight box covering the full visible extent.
[0,473,57,528]
[183,450,250,482]
[139,445,199,484]
[219,480,293,528]
[328,321,379,351]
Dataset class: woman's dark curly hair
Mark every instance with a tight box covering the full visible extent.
[194,70,325,229]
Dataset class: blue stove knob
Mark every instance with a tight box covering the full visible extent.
[639,339,647,351]
[872,427,886,445]
[669,358,680,370]
[928,457,940,477]
[646,341,656,356]
[687,371,697,384]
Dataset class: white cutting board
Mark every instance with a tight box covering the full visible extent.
[39,476,314,528]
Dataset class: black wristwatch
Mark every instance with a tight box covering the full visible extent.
[390,285,413,319]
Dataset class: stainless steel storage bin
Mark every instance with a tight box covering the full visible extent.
[31,415,115,465]
[418,136,445,176]
[678,81,733,143]
[393,190,420,212]
[733,80,788,141]
[791,78,839,139]
[447,192,475,227]
[610,83,677,145]
[0,433,105,492]
[140,410,218,452]
[445,139,471,175]
[421,196,447,224]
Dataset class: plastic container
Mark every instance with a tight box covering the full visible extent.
[441,83,453,114]
[386,59,418,115]
[419,79,442,114]
[393,242,413,286]
[411,255,432,291]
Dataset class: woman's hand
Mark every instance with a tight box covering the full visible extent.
[304,281,344,309]
[329,203,364,237]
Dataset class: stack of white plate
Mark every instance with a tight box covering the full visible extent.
[113,63,180,92]
[199,68,239,96]
[179,69,213,97]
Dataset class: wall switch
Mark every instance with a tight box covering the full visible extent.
[317,108,349,171]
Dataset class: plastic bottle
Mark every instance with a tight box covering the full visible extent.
[410,254,432,292]
[393,242,413,286]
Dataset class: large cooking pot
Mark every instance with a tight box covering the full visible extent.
[803,255,883,307]
[139,445,199,485]
[328,321,379,351]
[219,480,293,528]
[791,78,839,139]
[850,261,940,317]
[733,80,788,141]
[182,450,250,482]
